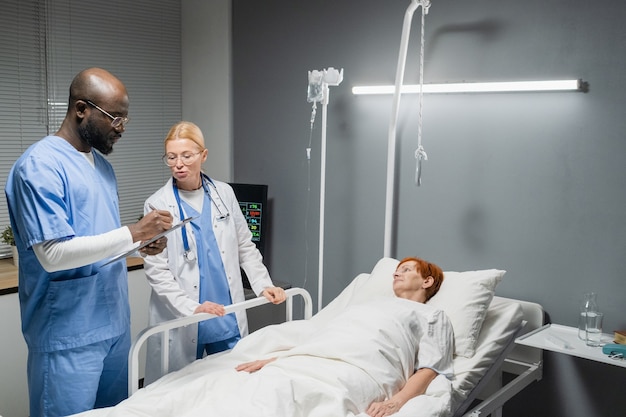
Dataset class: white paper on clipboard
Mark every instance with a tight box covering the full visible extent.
[101,217,195,266]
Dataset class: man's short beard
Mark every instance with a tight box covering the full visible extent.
[79,120,114,155]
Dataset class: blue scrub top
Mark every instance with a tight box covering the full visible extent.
[179,197,239,345]
[5,136,130,352]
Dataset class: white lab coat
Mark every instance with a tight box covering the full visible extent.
[142,177,274,384]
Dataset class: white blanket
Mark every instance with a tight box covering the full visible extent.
[91,298,453,417]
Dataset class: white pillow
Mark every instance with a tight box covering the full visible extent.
[331,258,504,359]
[428,269,505,358]
[311,259,397,326]
[349,257,398,302]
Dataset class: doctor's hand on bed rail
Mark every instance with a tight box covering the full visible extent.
[262,286,287,304]
[194,301,226,316]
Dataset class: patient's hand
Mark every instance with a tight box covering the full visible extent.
[366,399,401,417]
[262,287,287,304]
[235,358,277,373]
[193,301,226,316]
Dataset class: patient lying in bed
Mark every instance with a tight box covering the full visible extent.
[98,257,455,417]
[234,256,454,417]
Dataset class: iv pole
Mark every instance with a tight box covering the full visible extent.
[383,0,430,258]
[307,67,343,312]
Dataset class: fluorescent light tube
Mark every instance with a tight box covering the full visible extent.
[352,79,588,95]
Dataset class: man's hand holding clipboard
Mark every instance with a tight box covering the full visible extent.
[103,204,180,266]
[102,215,194,266]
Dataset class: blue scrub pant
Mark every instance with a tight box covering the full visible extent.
[198,334,240,358]
[27,331,131,417]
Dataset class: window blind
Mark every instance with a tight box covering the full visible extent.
[1,0,181,257]
[45,0,182,224]
[0,0,47,257]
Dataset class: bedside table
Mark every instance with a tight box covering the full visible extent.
[516,323,625,368]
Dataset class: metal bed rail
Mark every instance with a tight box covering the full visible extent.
[461,358,543,417]
[128,287,313,395]
[456,295,546,417]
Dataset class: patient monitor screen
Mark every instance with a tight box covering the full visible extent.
[229,183,268,257]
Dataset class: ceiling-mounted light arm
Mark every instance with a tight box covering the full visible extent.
[353,79,589,95]
[383,0,430,258]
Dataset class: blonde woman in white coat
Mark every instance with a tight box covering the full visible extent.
[143,121,286,385]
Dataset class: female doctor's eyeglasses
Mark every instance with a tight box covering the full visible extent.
[162,152,203,167]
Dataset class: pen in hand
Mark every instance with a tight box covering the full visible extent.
[147,203,174,229]
[146,203,173,235]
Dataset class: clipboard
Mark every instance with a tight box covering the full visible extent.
[101,217,195,266]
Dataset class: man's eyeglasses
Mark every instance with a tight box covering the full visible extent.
[85,100,130,129]
[162,152,203,167]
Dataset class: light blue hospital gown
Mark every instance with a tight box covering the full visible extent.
[5,135,131,417]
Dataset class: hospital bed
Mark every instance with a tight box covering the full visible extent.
[70,257,543,417]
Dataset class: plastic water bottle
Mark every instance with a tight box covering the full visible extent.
[578,292,598,340]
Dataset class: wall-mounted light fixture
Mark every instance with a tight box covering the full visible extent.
[352,79,589,95]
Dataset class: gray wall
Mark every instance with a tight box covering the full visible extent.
[1,1,622,415]
[231,1,625,416]
[182,0,233,181]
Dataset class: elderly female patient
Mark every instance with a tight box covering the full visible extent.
[102,257,453,417]
[235,257,453,417]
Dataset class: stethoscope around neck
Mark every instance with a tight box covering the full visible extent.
[172,173,230,262]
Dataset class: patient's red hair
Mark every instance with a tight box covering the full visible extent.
[397,257,444,301]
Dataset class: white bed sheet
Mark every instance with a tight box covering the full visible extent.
[74,299,455,417]
[69,259,525,417]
